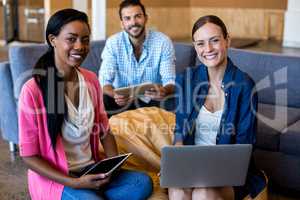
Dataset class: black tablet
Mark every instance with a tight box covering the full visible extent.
[80,153,132,176]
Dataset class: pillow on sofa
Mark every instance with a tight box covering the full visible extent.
[109,107,174,173]
[108,107,174,200]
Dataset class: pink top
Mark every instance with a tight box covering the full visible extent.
[18,68,109,200]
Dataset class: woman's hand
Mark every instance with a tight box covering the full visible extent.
[71,173,111,189]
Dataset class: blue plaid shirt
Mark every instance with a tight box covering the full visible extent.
[99,30,175,88]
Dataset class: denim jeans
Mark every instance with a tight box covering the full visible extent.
[61,170,153,200]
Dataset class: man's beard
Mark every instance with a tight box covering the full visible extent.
[125,24,145,39]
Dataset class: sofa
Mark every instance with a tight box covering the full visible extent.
[0,40,300,193]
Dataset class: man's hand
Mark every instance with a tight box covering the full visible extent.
[114,94,133,106]
[144,86,167,101]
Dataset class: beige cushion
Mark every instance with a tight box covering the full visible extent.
[109,107,174,199]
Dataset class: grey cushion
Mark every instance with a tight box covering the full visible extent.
[256,103,300,151]
[196,48,300,107]
[81,40,106,74]
[173,42,196,73]
[228,48,300,108]
[9,41,106,101]
[280,120,300,156]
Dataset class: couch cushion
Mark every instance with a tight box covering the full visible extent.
[173,42,196,73]
[81,40,106,74]
[9,41,105,100]
[280,120,300,156]
[196,48,300,108]
[255,103,300,151]
[228,48,300,108]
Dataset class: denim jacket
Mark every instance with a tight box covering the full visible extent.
[175,58,257,145]
[174,58,266,199]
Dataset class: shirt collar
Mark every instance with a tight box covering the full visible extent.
[222,58,235,88]
[198,57,236,91]
[123,29,150,50]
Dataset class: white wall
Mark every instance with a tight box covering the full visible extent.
[72,0,106,40]
[283,0,300,47]
[287,0,300,11]
[92,0,106,40]
[73,0,88,13]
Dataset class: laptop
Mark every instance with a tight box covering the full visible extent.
[160,144,252,188]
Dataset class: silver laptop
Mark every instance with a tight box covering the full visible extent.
[160,144,252,188]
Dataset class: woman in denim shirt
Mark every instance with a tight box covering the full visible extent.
[169,15,266,200]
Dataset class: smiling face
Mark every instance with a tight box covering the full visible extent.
[120,5,147,39]
[49,20,90,72]
[193,22,230,69]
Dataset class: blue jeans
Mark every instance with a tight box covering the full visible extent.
[61,170,153,200]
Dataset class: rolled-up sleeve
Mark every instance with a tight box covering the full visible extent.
[99,39,117,87]
[160,38,176,86]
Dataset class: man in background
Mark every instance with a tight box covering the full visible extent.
[99,0,175,116]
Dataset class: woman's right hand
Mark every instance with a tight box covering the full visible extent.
[71,173,111,189]
[22,156,111,190]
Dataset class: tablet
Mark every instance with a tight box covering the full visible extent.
[80,153,132,176]
[114,82,160,97]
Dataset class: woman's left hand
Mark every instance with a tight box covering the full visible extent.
[71,173,111,189]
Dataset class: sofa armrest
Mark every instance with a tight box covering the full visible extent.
[0,62,19,144]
